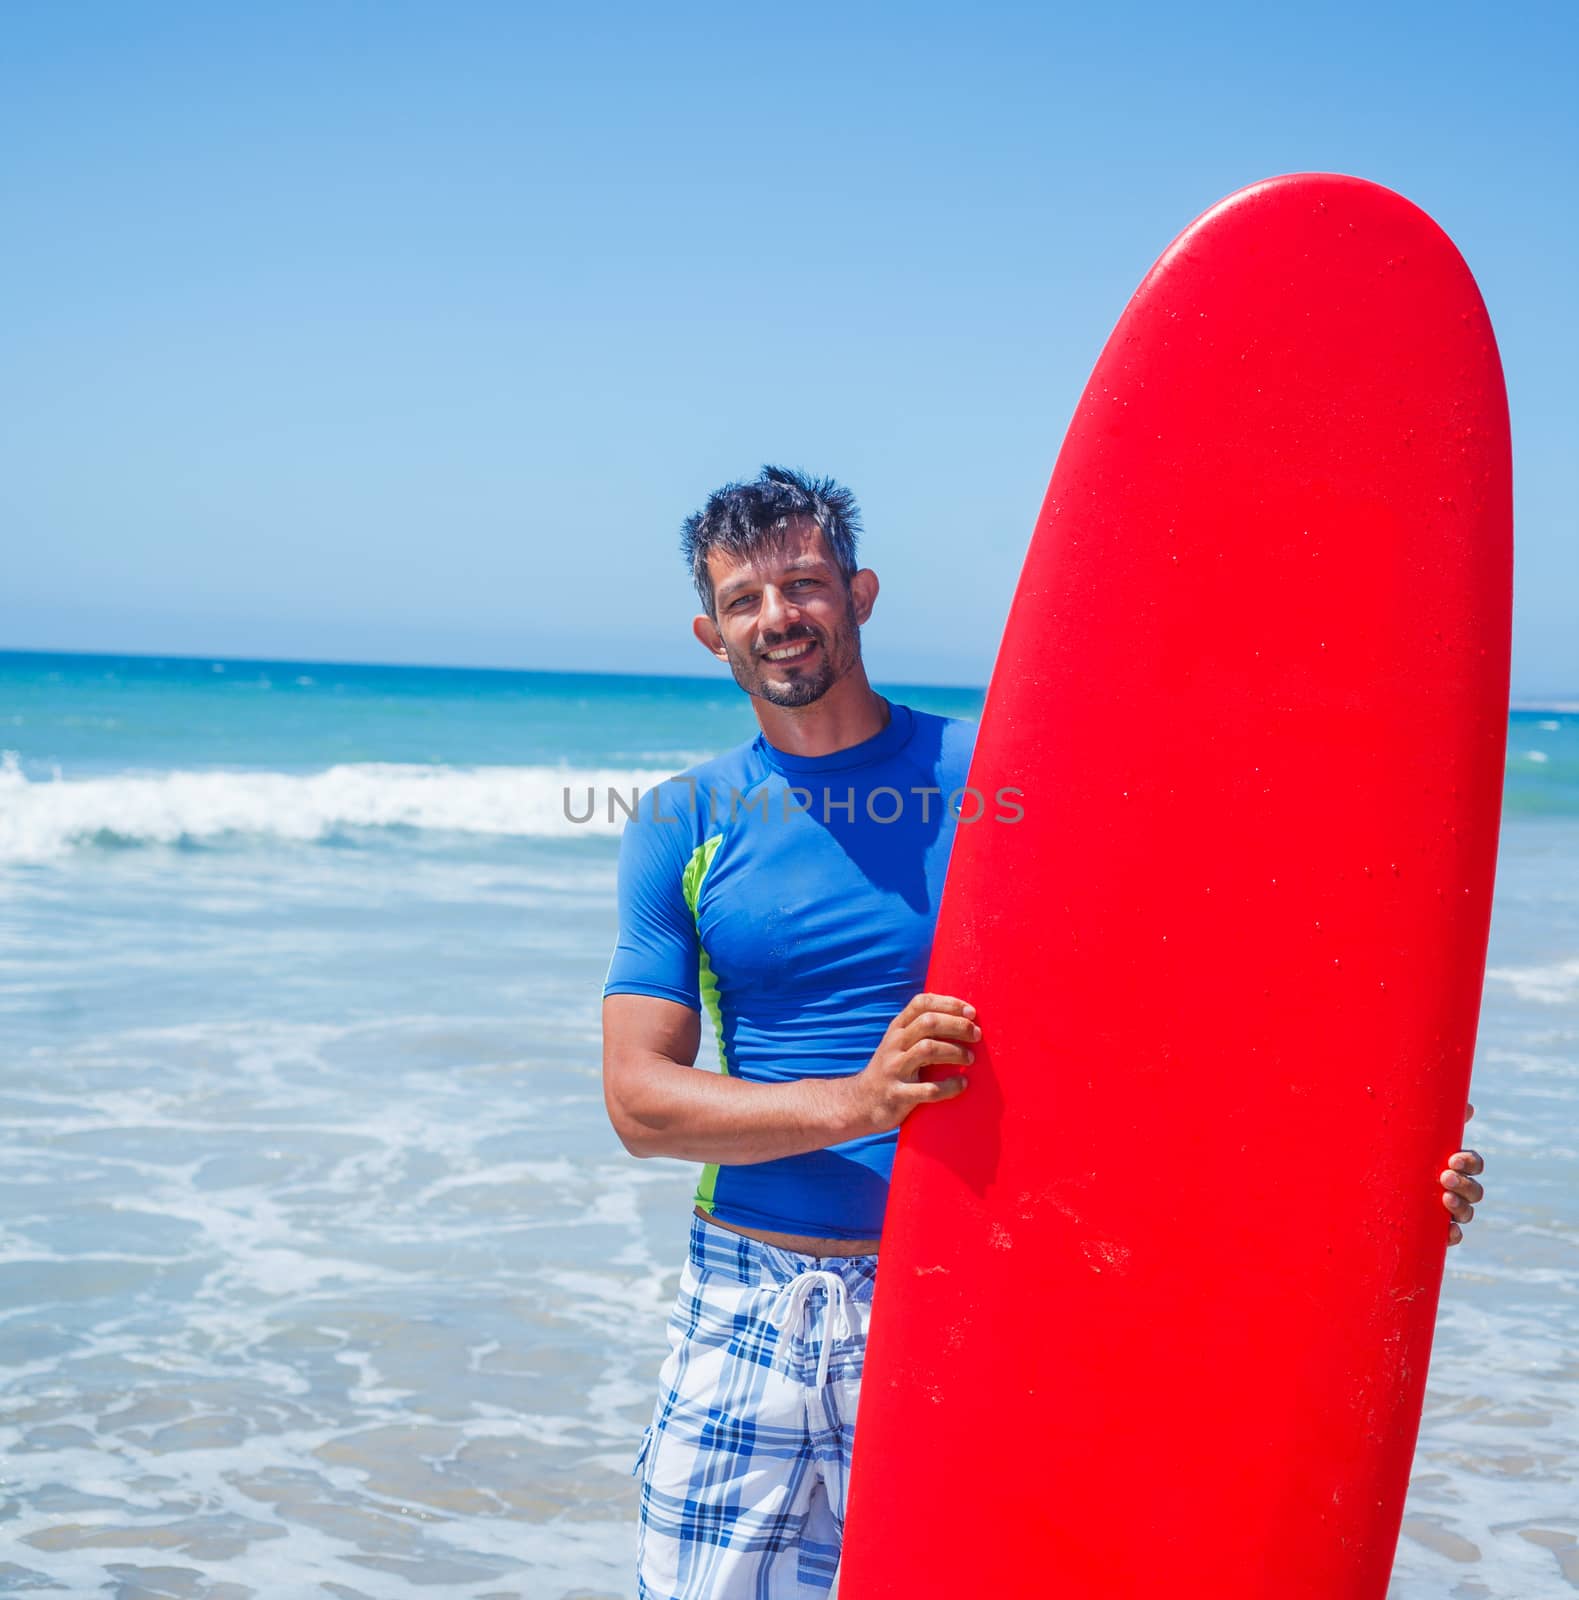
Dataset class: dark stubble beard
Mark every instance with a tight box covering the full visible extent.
[725,594,862,710]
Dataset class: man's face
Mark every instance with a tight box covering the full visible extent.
[694,518,877,709]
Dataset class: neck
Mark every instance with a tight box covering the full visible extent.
[753,667,890,759]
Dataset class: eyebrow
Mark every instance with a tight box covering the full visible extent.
[716,556,830,606]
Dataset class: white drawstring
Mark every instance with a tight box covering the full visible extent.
[767,1269,860,1389]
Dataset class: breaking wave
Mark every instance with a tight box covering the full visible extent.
[0,752,681,863]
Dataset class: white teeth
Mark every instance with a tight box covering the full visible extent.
[764,641,815,661]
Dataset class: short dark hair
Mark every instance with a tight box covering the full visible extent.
[681,465,862,618]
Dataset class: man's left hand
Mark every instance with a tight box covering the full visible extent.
[1442,1101,1486,1248]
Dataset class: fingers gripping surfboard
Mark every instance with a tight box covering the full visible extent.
[841,174,1511,1599]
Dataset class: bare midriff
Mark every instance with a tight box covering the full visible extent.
[694,1206,880,1257]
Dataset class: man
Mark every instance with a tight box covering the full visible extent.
[601,466,1486,1600]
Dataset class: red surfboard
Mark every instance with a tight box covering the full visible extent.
[841,174,1511,1599]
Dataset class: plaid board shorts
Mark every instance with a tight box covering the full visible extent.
[632,1214,879,1599]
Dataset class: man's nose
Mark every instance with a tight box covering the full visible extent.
[758,584,803,635]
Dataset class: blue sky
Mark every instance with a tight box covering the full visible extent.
[2,1,1573,695]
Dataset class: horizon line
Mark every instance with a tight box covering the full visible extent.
[0,644,991,696]
[3,646,1574,709]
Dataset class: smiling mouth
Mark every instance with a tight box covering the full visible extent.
[761,638,818,664]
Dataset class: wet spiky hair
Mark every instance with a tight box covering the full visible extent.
[681,465,862,618]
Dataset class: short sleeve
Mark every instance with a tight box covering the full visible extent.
[602,794,702,1010]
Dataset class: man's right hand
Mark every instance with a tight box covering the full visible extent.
[602,990,977,1167]
[833,993,978,1136]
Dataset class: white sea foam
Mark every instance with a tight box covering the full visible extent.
[0,751,683,862]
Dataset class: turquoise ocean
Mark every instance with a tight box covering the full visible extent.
[1,649,1575,1599]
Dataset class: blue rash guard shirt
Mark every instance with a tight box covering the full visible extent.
[602,699,978,1240]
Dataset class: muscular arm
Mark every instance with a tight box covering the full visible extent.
[601,991,977,1165]
[602,993,853,1163]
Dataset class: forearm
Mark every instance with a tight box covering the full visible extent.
[608,1054,864,1165]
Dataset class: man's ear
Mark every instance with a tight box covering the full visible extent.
[849,568,879,626]
[692,614,729,662]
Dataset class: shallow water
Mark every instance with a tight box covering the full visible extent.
[0,838,687,1597]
